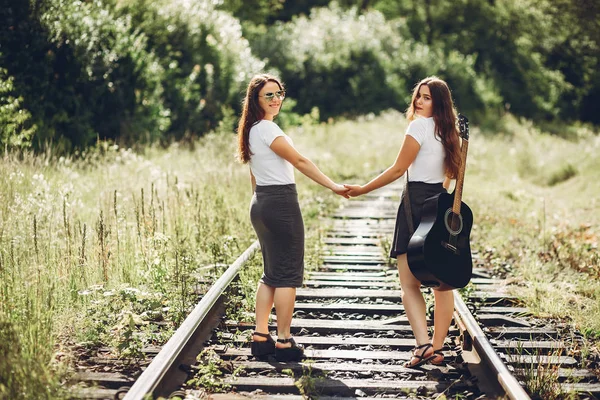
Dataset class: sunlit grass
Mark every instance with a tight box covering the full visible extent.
[0,134,260,398]
[464,116,600,340]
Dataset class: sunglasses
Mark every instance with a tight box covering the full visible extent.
[260,90,286,101]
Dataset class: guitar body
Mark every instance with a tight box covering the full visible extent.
[407,192,473,291]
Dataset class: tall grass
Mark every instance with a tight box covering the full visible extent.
[465,116,600,338]
[0,135,258,397]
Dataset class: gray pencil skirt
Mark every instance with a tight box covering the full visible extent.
[250,184,305,288]
[389,181,445,258]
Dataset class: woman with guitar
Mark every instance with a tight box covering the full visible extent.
[345,76,462,367]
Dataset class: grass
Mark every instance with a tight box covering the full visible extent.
[0,110,598,398]
[0,135,261,398]
[508,344,579,400]
[465,115,600,398]
[466,115,600,338]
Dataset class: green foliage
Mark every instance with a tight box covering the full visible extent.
[222,0,335,24]
[275,98,320,130]
[509,345,577,400]
[116,0,265,141]
[0,130,258,397]
[450,0,568,121]
[384,43,502,123]
[42,0,170,144]
[248,5,403,119]
[358,0,599,124]
[0,68,36,150]
[218,0,286,25]
[287,362,326,398]
[2,0,598,150]
[187,349,242,392]
[248,4,499,121]
[0,0,264,150]
[0,0,169,150]
[541,0,600,124]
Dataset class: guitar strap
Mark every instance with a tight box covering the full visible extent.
[403,171,415,236]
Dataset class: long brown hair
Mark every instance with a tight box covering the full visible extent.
[406,76,461,179]
[236,74,284,164]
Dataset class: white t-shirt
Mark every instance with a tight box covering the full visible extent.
[406,117,446,183]
[249,120,295,185]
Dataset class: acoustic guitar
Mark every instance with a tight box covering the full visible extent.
[406,114,473,291]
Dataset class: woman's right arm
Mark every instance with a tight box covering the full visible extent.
[345,135,420,197]
[269,137,348,197]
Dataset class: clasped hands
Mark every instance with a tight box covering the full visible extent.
[331,183,365,199]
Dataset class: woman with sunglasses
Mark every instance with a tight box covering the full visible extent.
[237,74,349,362]
[345,76,462,368]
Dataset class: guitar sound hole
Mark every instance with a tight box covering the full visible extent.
[444,209,463,235]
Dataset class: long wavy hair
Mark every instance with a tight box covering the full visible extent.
[406,76,461,179]
[236,74,284,164]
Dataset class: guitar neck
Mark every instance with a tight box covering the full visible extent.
[452,138,469,214]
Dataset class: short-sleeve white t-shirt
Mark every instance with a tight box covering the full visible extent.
[249,120,295,186]
[406,117,446,183]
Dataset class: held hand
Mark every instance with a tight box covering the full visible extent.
[344,184,364,197]
[331,183,350,199]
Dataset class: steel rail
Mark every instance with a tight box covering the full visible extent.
[453,290,531,400]
[123,240,260,400]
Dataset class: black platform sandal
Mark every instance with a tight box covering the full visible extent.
[403,343,435,368]
[251,331,275,359]
[275,337,304,362]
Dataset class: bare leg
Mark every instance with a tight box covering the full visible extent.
[398,254,437,366]
[253,282,275,341]
[398,254,430,346]
[273,287,297,348]
[432,288,454,354]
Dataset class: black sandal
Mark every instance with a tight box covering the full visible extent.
[251,331,275,359]
[275,337,304,362]
[404,343,435,368]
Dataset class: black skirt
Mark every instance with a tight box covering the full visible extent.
[250,184,304,288]
[390,181,445,258]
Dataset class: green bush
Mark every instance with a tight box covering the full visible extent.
[384,43,503,123]
[0,68,36,150]
[43,0,170,144]
[116,0,266,141]
[248,5,405,119]
[248,4,501,121]
[1,0,265,149]
[365,0,572,122]
[0,0,169,150]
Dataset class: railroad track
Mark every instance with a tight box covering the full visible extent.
[71,182,600,399]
